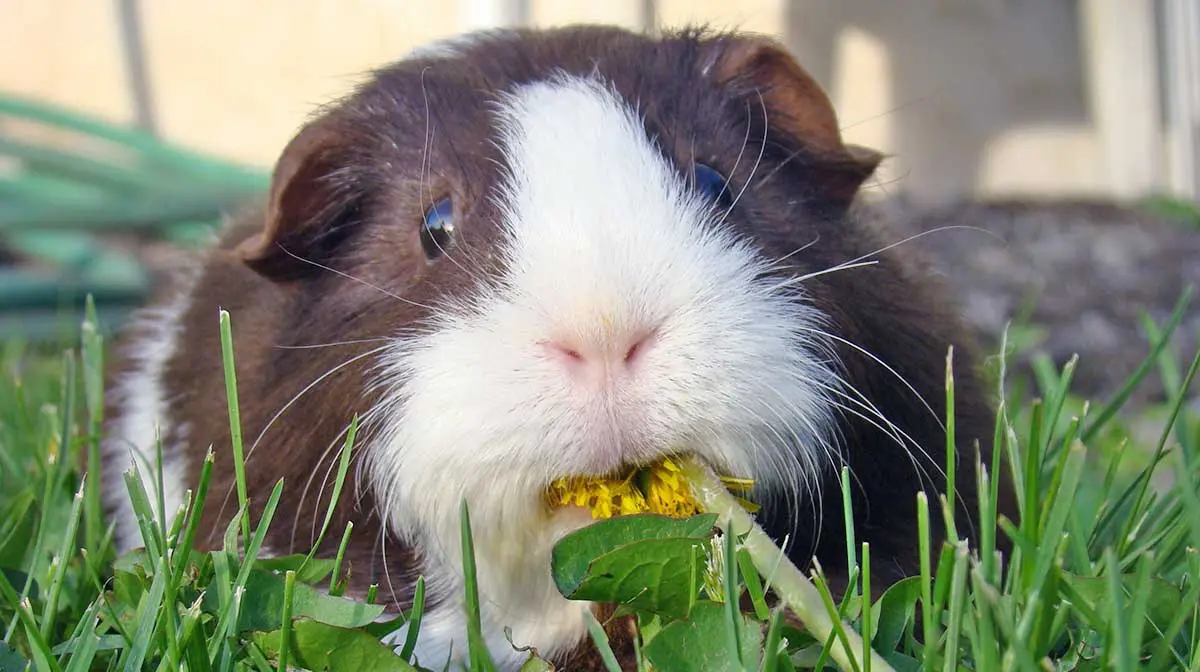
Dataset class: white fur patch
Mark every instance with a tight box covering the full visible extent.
[366,75,839,669]
[103,272,198,555]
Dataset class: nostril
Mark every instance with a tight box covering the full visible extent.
[541,340,587,366]
[623,331,655,367]
[623,341,639,363]
[540,329,656,375]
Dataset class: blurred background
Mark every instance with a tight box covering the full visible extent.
[1,0,1198,403]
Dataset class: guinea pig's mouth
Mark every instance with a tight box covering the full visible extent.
[544,453,756,520]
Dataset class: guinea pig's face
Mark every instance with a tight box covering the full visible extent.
[236,27,879,569]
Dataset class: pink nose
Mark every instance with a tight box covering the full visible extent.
[541,331,655,381]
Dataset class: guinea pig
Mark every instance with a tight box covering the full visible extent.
[101,24,1013,670]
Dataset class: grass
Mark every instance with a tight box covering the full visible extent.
[0,291,1197,671]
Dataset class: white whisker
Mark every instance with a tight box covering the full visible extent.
[274,246,437,311]
[273,337,395,350]
[210,344,391,537]
[801,327,945,432]
[769,260,880,290]
[715,91,770,230]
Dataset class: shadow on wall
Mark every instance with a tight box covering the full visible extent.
[779,0,1096,204]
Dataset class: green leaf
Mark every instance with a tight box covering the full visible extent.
[881,650,922,672]
[564,537,709,619]
[0,641,28,672]
[779,625,818,654]
[518,654,556,672]
[552,513,717,599]
[111,549,151,575]
[1,569,35,601]
[250,619,418,671]
[0,489,36,568]
[501,626,557,672]
[1062,572,1186,643]
[200,565,385,632]
[110,567,146,615]
[254,554,337,585]
[641,601,762,672]
[872,576,920,653]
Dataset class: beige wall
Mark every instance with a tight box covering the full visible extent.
[0,1,1166,204]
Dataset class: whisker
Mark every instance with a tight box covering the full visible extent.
[248,345,390,457]
[209,344,390,538]
[837,225,1002,270]
[838,89,942,134]
[725,395,815,508]
[800,365,973,529]
[715,98,754,207]
[741,383,833,545]
[305,402,390,545]
[821,384,939,493]
[418,67,477,279]
[379,522,407,612]
[799,327,944,432]
[716,91,770,229]
[763,234,821,269]
[273,246,437,311]
[273,337,395,350]
[768,260,880,290]
[862,170,901,198]
[290,421,356,552]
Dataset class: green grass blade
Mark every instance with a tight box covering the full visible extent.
[762,608,786,672]
[399,576,426,662]
[940,543,969,672]
[218,309,249,545]
[721,523,743,669]
[1100,347,1200,557]
[1083,288,1192,443]
[916,491,936,669]
[171,450,213,587]
[80,296,105,558]
[300,414,357,575]
[121,555,167,672]
[39,478,87,641]
[811,562,861,672]
[61,601,102,672]
[278,570,297,672]
[583,610,622,672]
[1103,547,1133,672]
[736,546,770,621]
[459,500,496,672]
[329,521,354,597]
[944,347,958,541]
[0,568,61,672]
[861,542,872,672]
[1141,317,1193,456]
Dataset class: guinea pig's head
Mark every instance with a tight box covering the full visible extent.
[235,26,880,577]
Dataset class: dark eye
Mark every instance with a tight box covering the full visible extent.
[420,198,455,260]
[693,163,731,205]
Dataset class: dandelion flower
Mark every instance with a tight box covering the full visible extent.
[546,456,758,519]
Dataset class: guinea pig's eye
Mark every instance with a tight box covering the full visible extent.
[692,163,731,206]
[420,198,455,260]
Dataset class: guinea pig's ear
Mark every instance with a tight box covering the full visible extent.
[235,117,359,281]
[711,35,883,206]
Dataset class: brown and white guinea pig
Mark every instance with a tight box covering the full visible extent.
[101,24,1012,670]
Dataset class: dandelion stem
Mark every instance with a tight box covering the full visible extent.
[679,454,893,672]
